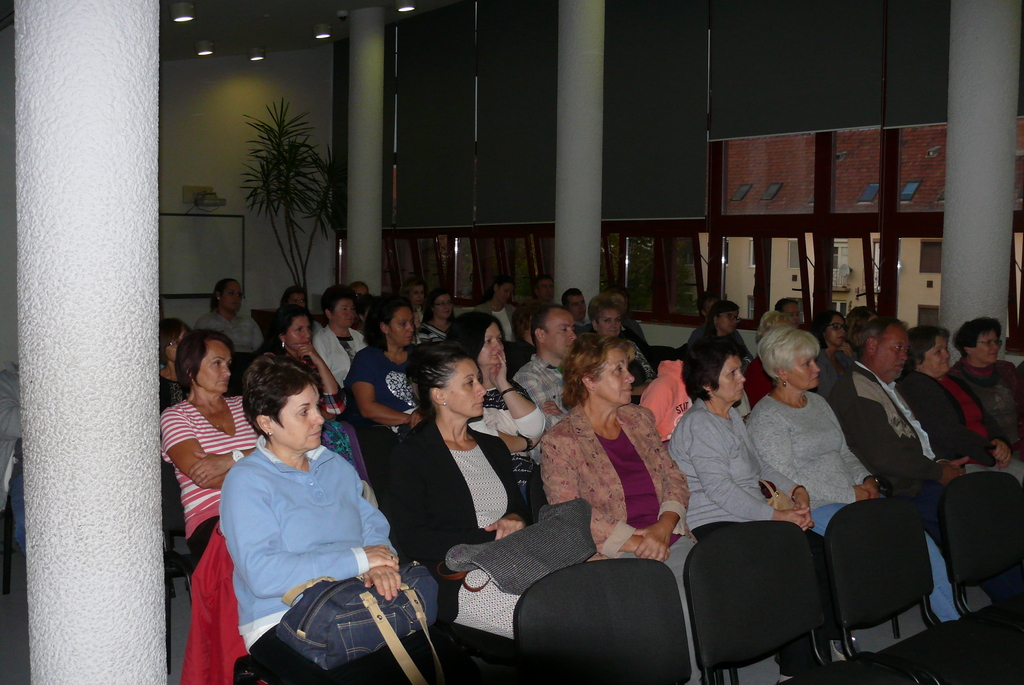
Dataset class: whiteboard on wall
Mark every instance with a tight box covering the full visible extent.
[159,213,245,297]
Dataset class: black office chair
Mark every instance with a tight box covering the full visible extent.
[527,463,548,523]
[354,425,401,517]
[516,558,691,684]
[825,497,1024,684]
[939,470,1024,628]
[2,492,13,595]
[161,459,197,673]
[684,520,918,685]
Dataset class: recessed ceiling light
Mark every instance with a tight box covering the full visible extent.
[249,47,266,61]
[195,40,214,56]
[396,0,415,11]
[170,2,195,22]
[313,23,331,39]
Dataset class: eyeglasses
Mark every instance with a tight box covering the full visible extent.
[434,300,453,306]
[716,313,740,321]
[976,338,1003,347]
[826,323,848,331]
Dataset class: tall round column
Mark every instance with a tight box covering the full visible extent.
[347,7,385,293]
[555,0,605,299]
[15,0,164,682]
[940,0,1021,349]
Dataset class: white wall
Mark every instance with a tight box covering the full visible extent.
[159,45,335,326]
[0,26,17,364]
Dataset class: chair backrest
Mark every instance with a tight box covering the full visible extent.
[515,558,690,685]
[528,463,548,523]
[683,521,821,670]
[161,459,186,537]
[353,425,401,514]
[940,470,1024,584]
[824,498,933,628]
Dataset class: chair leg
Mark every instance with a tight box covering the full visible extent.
[728,666,739,684]
[890,615,900,639]
[3,494,13,596]
[165,576,173,674]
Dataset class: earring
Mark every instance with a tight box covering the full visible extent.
[782,381,787,387]
[442,401,447,406]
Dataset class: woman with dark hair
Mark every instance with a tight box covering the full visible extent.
[670,336,833,678]
[220,355,477,682]
[419,287,455,343]
[194,278,263,353]
[588,293,655,393]
[948,317,1024,458]
[902,325,1023,481]
[256,305,343,420]
[389,342,529,637]
[312,285,366,388]
[447,312,544,492]
[701,299,753,367]
[279,285,307,308]
[161,329,258,557]
[810,309,853,399]
[474,274,516,341]
[541,333,697,677]
[159,317,191,412]
[345,295,418,429]
[844,305,877,360]
[400,277,429,339]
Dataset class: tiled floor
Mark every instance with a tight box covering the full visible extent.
[0,545,993,685]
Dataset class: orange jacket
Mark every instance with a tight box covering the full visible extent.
[639,360,692,442]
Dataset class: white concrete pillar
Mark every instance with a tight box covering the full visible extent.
[940,0,1021,348]
[347,7,386,293]
[15,0,164,682]
[555,0,605,299]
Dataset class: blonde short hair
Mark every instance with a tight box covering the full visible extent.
[756,310,791,344]
[561,334,634,408]
[757,327,820,380]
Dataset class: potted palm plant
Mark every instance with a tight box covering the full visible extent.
[242,99,345,294]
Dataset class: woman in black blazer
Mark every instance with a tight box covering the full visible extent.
[389,343,529,636]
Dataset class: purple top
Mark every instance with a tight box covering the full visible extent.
[597,430,681,544]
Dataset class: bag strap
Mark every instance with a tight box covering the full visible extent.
[435,563,490,593]
[281,576,336,607]
[360,589,444,685]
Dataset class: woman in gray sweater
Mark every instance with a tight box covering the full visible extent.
[747,326,956,622]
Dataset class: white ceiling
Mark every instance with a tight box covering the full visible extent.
[159,0,462,61]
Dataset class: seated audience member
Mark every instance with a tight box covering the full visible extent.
[474,274,516,341]
[844,305,877,361]
[828,317,1024,603]
[670,336,835,678]
[639,355,691,443]
[161,330,258,558]
[589,293,655,393]
[561,287,589,335]
[744,310,792,408]
[160,317,192,412]
[948,317,1024,458]
[811,309,853,399]
[541,333,698,678]
[194,278,263,353]
[312,285,366,388]
[701,299,754,367]
[603,285,648,345]
[749,327,957,621]
[775,297,802,326]
[352,293,375,332]
[389,343,529,638]
[400,276,428,337]
[506,299,542,377]
[448,312,545,492]
[685,291,721,347]
[279,285,307,309]
[532,274,555,303]
[257,305,344,420]
[348,280,370,297]
[344,295,417,430]
[221,356,476,681]
[513,305,578,460]
[901,325,1024,482]
[418,287,455,343]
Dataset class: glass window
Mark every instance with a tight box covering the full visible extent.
[453,237,475,301]
[336,235,348,285]
[667,236,699,315]
[918,306,940,327]
[417,238,441,290]
[624,236,655,312]
[724,132,815,215]
[503,237,533,301]
[536,236,555,275]
[919,240,942,274]
[820,236,877,318]
[601,234,620,292]
[767,237,807,317]
[787,239,799,269]
[899,125,945,212]
[475,237,499,295]
[722,236,757,316]
[834,128,881,214]
[897,238,942,325]
[747,296,756,320]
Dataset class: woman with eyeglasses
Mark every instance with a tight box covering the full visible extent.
[159,318,192,412]
[701,299,753,368]
[419,288,455,343]
[947,318,1024,459]
[810,310,853,399]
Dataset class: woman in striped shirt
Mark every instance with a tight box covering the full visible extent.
[161,329,258,558]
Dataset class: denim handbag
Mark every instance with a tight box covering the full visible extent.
[276,562,442,684]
